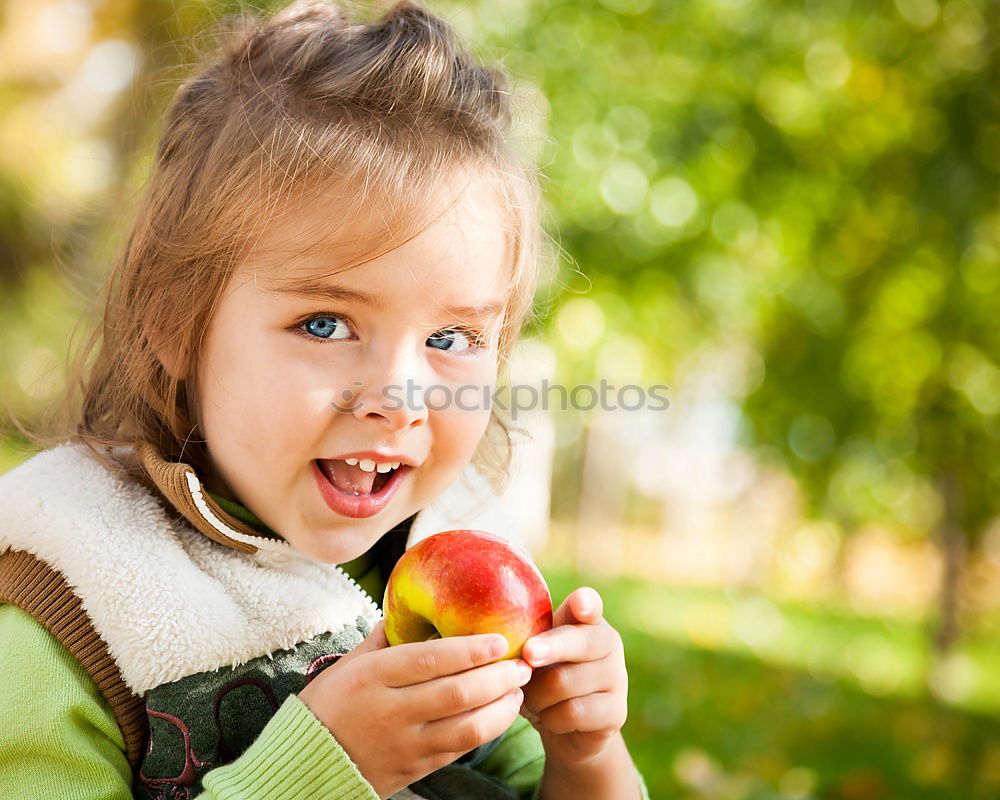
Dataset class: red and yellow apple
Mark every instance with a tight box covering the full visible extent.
[383,529,553,660]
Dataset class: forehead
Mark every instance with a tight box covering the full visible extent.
[242,171,511,288]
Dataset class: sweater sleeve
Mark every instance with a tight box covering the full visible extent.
[0,602,133,799]
[474,714,649,800]
[0,603,378,800]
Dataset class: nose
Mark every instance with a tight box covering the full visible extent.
[342,353,429,432]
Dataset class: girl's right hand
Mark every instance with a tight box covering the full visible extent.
[297,620,533,799]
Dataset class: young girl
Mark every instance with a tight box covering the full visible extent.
[0,1,647,798]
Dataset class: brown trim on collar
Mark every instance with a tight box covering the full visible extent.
[0,549,148,771]
[134,441,272,555]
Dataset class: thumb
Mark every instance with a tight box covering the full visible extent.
[553,587,604,627]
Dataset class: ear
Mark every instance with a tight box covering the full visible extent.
[147,327,189,381]
[158,348,188,382]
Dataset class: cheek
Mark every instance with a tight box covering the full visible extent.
[430,376,496,452]
[196,332,323,447]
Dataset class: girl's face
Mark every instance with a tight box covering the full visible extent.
[193,178,510,563]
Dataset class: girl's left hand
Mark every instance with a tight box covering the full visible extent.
[518,587,629,766]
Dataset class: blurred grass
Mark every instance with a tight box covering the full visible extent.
[542,567,1000,800]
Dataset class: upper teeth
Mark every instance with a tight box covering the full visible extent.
[343,457,401,473]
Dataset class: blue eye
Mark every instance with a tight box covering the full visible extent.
[427,327,477,353]
[299,314,352,341]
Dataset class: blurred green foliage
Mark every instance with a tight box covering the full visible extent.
[474,0,1000,547]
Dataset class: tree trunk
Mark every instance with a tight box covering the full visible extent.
[932,469,966,656]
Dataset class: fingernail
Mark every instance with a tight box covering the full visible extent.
[515,661,532,684]
[489,636,508,658]
[527,641,549,663]
[578,589,598,616]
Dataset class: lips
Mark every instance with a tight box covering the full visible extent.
[312,459,409,519]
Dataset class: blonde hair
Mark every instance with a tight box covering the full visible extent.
[16,0,547,495]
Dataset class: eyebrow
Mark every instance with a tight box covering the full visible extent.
[272,279,385,310]
[271,279,505,320]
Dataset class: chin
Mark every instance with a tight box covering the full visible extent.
[298,539,357,565]
[308,526,378,565]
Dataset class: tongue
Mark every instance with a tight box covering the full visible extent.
[320,460,377,495]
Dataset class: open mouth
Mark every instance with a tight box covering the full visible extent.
[315,458,402,496]
[312,458,410,519]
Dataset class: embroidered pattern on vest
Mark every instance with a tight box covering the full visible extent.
[135,619,370,798]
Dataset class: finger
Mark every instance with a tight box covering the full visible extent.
[421,686,525,757]
[380,633,509,687]
[535,691,626,736]
[520,660,612,715]
[552,587,604,629]
[408,658,533,721]
[571,587,603,624]
[522,621,617,669]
